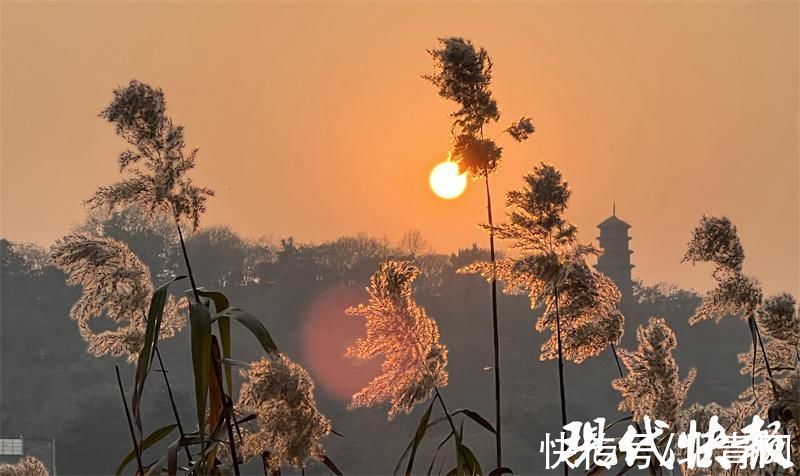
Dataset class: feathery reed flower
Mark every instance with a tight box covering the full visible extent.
[690,270,762,324]
[738,340,796,379]
[539,258,624,362]
[612,317,696,424]
[51,232,186,362]
[758,293,800,347]
[736,370,800,472]
[683,216,763,324]
[507,117,535,142]
[452,134,503,176]
[236,353,331,470]
[775,370,800,427]
[345,260,448,419]
[738,335,798,421]
[0,457,48,476]
[86,80,213,230]
[683,216,745,272]
[722,399,756,431]
[424,38,499,139]
[461,164,624,363]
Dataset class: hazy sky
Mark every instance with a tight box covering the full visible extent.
[1,1,797,296]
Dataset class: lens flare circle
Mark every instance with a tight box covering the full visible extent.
[301,287,381,401]
[429,161,467,199]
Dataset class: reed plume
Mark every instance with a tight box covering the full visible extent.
[683,216,763,324]
[612,317,696,425]
[684,215,799,439]
[50,232,186,362]
[0,457,49,476]
[237,353,332,471]
[345,260,448,419]
[86,80,213,231]
[462,164,625,363]
[425,37,533,466]
[757,293,800,348]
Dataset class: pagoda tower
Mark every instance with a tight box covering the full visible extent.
[595,204,634,305]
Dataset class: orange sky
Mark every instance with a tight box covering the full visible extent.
[1,1,797,296]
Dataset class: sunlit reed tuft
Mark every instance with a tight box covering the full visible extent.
[236,353,331,471]
[51,232,186,362]
[345,260,448,419]
[683,216,763,324]
[738,340,796,379]
[461,164,624,363]
[86,79,213,230]
[683,216,745,271]
[612,317,696,425]
[0,457,49,476]
[758,293,800,347]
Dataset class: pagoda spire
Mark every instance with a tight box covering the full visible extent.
[595,208,634,306]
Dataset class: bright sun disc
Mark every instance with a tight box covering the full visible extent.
[429,161,467,199]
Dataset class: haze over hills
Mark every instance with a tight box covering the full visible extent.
[1,209,752,474]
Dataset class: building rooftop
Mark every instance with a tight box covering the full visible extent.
[597,203,631,229]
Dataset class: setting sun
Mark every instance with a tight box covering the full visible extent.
[429,160,467,199]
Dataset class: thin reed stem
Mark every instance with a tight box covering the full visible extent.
[752,314,779,399]
[174,217,200,304]
[212,346,241,476]
[116,365,144,475]
[483,170,503,468]
[434,386,470,475]
[154,345,192,462]
[433,386,460,441]
[610,343,624,379]
[552,284,568,476]
[751,338,759,401]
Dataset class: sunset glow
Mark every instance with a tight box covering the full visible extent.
[1,3,798,474]
[429,160,467,199]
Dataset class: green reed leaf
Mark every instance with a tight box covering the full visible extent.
[198,290,233,394]
[405,398,436,476]
[190,302,212,449]
[132,276,185,436]
[215,308,279,355]
[115,423,177,476]
[426,430,454,476]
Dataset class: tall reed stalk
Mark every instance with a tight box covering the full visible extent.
[552,285,568,476]
[425,38,535,468]
[483,169,503,466]
[116,365,144,474]
[154,346,192,462]
[461,164,625,475]
[174,215,241,475]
